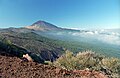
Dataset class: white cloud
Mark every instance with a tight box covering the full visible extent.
[55,29,120,46]
[98,34,120,45]
[71,30,120,45]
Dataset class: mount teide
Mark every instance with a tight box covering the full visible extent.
[25,20,80,32]
[25,20,62,31]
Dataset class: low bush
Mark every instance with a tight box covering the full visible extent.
[102,57,120,74]
[52,50,120,77]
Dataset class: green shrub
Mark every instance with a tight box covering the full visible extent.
[53,50,78,70]
[53,50,120,77]
[44,61,53,66]
[102,57,120,74]
[4,39,12,45]
[53,50,102,70]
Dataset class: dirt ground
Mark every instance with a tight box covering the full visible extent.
[0,51,109,78]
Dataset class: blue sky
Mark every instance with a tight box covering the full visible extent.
[0,0,120,29]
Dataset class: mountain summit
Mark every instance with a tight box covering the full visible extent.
[25,20,61,31]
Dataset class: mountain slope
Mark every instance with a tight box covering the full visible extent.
[25,20,80,32]
[0,31,64,62]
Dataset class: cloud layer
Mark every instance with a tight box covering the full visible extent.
[55,29,120,46]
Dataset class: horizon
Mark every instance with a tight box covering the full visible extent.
[0,20,119,30]
[0,0,120,29]
[0,19,120,30]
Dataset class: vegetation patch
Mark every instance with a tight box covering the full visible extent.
[49,50,120,78]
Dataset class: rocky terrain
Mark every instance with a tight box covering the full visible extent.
[0,50,109,78]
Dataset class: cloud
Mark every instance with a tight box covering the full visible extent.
[98,34,120,45]
[70,30,120,46]
[55,29,120,46]
[56,32,64,35]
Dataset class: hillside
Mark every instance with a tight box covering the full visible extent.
[0,27,89,62]
[0,50,108,78]
[0,31,65,62]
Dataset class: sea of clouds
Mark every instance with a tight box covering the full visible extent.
[55,29,120,46]
[70,29,120,46]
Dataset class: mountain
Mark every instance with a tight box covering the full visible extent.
[25,20,80,32]
[25,20,62,31]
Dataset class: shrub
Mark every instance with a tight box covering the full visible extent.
[53,50,102,70]
[53,50,120,77]
[53,50,78,70]
[102,57,120,74]
[4,39,12,45]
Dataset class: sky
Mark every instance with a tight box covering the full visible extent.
[0,0,120,29]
